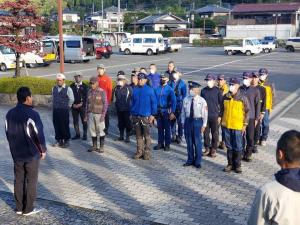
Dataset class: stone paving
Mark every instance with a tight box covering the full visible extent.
[0,102,299,225]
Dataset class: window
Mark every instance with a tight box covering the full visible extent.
[43,41,54,48]
[143,38,156,43]
[0,46,15,54]
[122,38,131,43]
[66,40,81,48]
[133,38,142,44]
[245,40,253,45]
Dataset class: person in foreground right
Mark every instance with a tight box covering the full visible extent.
[248,130,300,225]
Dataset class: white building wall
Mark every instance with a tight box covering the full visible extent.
[226,24,297,39]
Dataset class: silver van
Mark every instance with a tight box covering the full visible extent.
[47,36,96,63]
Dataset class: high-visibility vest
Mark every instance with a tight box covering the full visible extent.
[222,97,245,130]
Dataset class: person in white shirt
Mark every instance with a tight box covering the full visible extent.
[181,81,208,169]
[248,130,300,225]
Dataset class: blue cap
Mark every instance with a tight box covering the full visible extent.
[188,81,201,89]
[259,68,268,75]
[217,74,225,80]
[228,77,240,85]
[251,71,259,78]
[242,72,252,79]
[205,74,215,81]
[138,73,147,80]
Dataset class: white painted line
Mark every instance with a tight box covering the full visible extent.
[270,87,300,121]
[38,57,171,78]
[183,52,278,75]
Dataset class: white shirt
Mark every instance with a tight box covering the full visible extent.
[181,95,208,127]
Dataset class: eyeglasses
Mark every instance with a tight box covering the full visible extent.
[90,82,96,85]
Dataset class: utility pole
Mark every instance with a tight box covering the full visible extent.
[58,0,64,73]
[118,0,121,32]
[102,0,104,32]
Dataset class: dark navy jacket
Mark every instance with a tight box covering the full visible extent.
[114,84,132,112]
[201,86,223,118]
[155,84,176,114]
[147,73,161,89]
[5,103,46,162]
[168,79,187,106]
[70,82,88,109]
[240,85,261,120]
[131,84,157,117]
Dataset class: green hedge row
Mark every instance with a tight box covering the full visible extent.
[0,77,117,95]
[193,39,242,47]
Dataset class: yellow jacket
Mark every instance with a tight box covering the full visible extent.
[220,90,250,130]
[219,83,229,96]
[259,81,274,111]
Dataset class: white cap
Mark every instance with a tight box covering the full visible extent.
[56,73,66,80]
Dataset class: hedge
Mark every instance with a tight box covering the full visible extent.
[193,39,242,47]
[0,76,117,95]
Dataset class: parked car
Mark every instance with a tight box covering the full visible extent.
[95,41,113,59]
[119,33,165,56]
[263,36,278,47]
[285,37,300,52]
[163,38,182,53]
[0,46,20,71]
[224,38,261,56]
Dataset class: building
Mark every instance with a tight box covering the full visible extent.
[86,6,125,32]
[135,13,188,32]
[226,3,300,39]
[194,5,230,18]
[62,9,80,23]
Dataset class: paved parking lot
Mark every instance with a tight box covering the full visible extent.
[0,46,299,225]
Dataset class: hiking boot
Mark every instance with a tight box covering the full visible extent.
[210,148,217,158]
[153,144,164,150]
[219,141,226,150]
[223,165,233,172]
[202,148,210,156]
[133,151,143,159]
[235,167,242,173]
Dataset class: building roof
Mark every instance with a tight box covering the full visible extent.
[232,3,300,13]
[195,5,230,14]
[136,14,188,25]
[63,9,78,15]
[104,6,126,13]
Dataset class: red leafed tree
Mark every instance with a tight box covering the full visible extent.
[0,0,44,77]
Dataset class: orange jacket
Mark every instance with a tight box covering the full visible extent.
[98,74,113,104]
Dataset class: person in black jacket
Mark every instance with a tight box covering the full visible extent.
[70,72,88,140]
[114,74,133,142]
[201,74,223,158]
[5,87,46,216]
[240,72,261,162]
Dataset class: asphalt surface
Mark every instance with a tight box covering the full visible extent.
[2,46,300,104]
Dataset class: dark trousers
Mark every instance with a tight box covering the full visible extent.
[204,117,219,149]
[261,110,270,141]
[14,160,39,213]
[53,108,70,141]
[132,116,151,156]
[184,118,203,167]
[254,120,261,145]
[171,106,183,138]
[72,107,87,136]
[243,118,255,156]
[223,128,243,168]
[157,113,171,146]
[104,113,110,134]
[117,110,132,137]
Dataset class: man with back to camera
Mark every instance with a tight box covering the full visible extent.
[201,74,223,158]
[248,130,300,225]
[6,87,47,216]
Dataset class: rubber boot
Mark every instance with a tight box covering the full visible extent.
[98,136,105,153]
[234,151,242,173]
[223,149,233,172]
[88,137,97,152]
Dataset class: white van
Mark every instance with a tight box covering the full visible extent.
[47,35,96,63]
[0,46,21,71]
[119,33,165,55]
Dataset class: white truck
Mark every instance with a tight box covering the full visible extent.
[163,38,182,53]
[224,38,262,56]
[259,40,276,53]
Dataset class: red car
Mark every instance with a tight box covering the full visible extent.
[95,41,113,59]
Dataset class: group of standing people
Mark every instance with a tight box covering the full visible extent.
[50,61,275,173]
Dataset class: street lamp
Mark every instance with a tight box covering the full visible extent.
[273,13,281,38]
[58,0,64,73]
[201,15,209,36]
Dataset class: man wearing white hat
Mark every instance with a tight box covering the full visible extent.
[52,73,74,148]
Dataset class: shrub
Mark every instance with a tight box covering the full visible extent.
[193,39,242,47]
